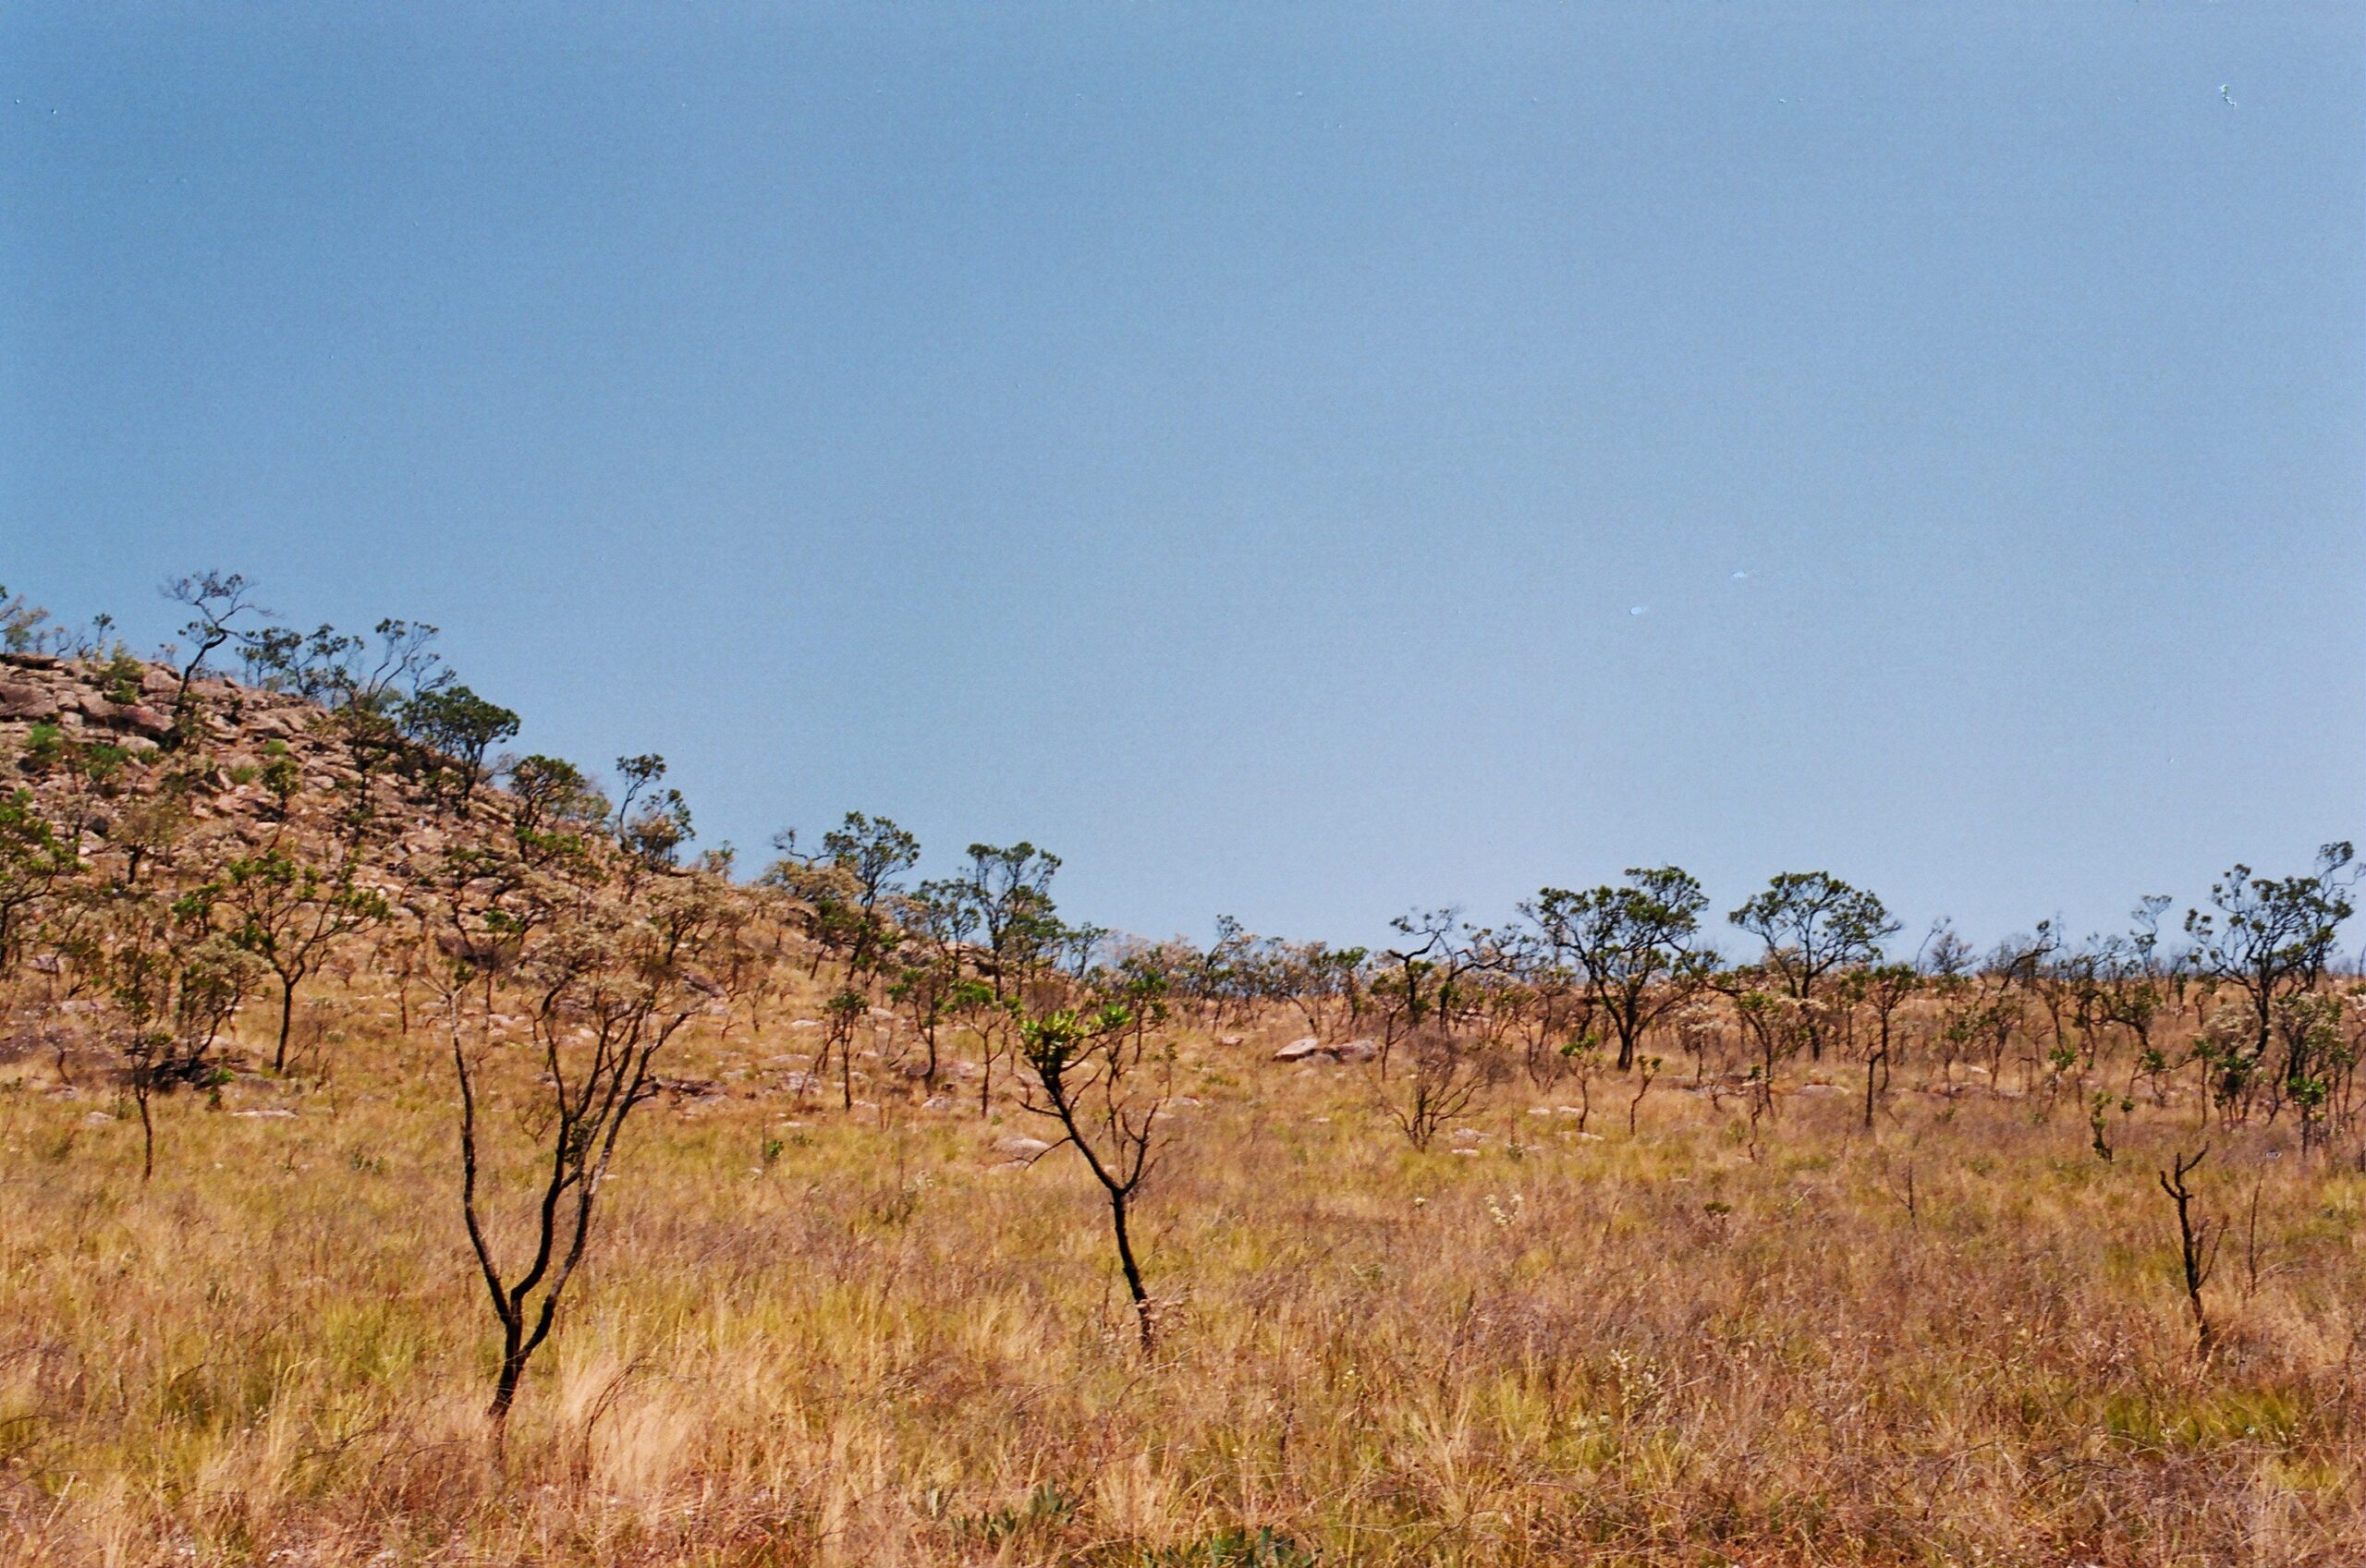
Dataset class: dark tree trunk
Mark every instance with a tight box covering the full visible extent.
[1108,1191,1152,1352]
[274,975,298,1074]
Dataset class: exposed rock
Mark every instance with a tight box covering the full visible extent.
[72,692,171,737]
[0,684,58,722]
[1274,1035,1378,1064]
[993,1135,1053,1160]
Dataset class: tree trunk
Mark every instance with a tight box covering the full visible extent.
[274,975,298,1074]
[137,1087,154,1183]
[489,1322,528,1427]
[1109,1191,1152,1353]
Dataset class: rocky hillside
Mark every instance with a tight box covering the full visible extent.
[0,644,733,1086]
[3,650,539,894]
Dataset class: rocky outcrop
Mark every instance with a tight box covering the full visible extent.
[1273,1036,1379,1064]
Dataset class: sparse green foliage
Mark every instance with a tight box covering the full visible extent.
[1018,998,1170,1351]
[613,753,693,878]
[398,684,520,807]
[1528,865,1714,1071]
[0,584,58,653]
[187,846,391,1073]
[162,571,264,740]
[2185,845,2359,1120]
[0,787,78,973]
[1730,871,1900,1061]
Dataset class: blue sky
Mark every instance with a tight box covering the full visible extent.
[5,4,2360,952]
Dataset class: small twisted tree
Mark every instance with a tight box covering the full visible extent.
[1018,998,1172,1352]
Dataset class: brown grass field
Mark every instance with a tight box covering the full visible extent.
[3,969,2362,1568]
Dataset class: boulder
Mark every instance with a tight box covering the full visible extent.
[993,1135,1054,1160]
[0,683,58,721]
[1274,1035,1378,1064]
[76,694,171,737]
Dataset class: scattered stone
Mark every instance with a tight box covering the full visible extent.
[233,1108,299,1120]
[993,1135,1053,1160]
[920,1095,955,1112]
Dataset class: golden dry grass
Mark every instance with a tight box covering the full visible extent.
[2,984,2363,1567]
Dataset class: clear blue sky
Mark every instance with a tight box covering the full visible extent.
[6,4,2360,953]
